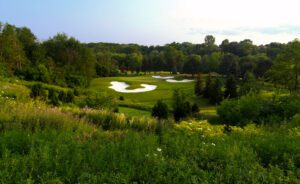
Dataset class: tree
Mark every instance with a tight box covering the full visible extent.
[127,52,143,73]
[270,40,300,92]
[202,35,218,54]
[43,33,96,87]
[183,54,201,76]
[203,74,212,98]
[209,78,223,104]
[16,27,37,61]
[219,53,240,77]
[194,73,204,96]
[205,35,216,46]
[0,24,27,73]
[254,54,273,78]
[152,100,169,120]
[224,75,238,99]
[172,89,191,122]
[240,72,259,95]
[164,46,184,74]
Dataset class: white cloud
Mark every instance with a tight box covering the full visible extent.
[160,0,300,44]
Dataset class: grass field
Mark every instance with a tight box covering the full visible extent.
[89,75,217,117]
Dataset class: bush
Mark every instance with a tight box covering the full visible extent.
[194,73,203,96]
[172,89,191,122]
[48,88,60,106]
[151,100,168,120]
[31,83,43,98]
[191,103,200,114]
[217,95,263,126]
[82,92,117,110]
[224,75,238,99]
[217,94,300,126]
[65,75,87,88]
[209,78,223,104]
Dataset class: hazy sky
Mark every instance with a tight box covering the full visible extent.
[1,0,300,45]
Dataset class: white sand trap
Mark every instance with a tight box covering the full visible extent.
[109,81,157,93]
[166,79,194,83]
[152,75,174,79]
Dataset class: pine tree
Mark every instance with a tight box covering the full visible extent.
[194,73,204,96]
[172,89,191,122]
[224,75,238,98]
[209,78,223,104]
[151,100,168,120]
[203,74,212,98]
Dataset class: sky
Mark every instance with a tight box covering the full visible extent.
[0,0,300,45]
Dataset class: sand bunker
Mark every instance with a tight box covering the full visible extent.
[109,81,157,93]
[166,79,194,83]
[152,75,174,79]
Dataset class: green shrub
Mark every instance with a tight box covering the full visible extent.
[30,83,43,98]
[218,94,300,126]
[191,103,200,114]
[48,88,60,106]
[172,89,191,122]
[151,100,168,120]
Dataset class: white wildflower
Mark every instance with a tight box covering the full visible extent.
[211,143,216,146]
[157,148,162,152]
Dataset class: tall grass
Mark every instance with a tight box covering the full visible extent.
[0,97,300,183]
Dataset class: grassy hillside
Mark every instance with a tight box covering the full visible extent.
[0,96,299,183]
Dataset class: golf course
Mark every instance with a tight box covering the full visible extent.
[89,75,216,117]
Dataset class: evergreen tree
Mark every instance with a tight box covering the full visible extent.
[194,73,204,96]
[151,100,168,120]
[209,78,223,104]
[203,74,212,98]
[224,75,238,98]
[172,89,191,122]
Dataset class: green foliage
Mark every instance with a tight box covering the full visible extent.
[194,73,204,96]
[0,92,299,183]
[218,94,300,126]
[183,54,201,75]
[240,72,259,95]
[191,103,200,114]
[203,74,212,99]
[80,92,117,110]
[172,89,192,121]
[266,40,300,92]
[151,100,169,120]
[30,83,43,98]
[0,63,8,77]
[30,83,75,105]
[208,78,223,104]
[224,75,238,98]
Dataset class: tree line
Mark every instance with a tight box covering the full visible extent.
[0,22,299,91]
